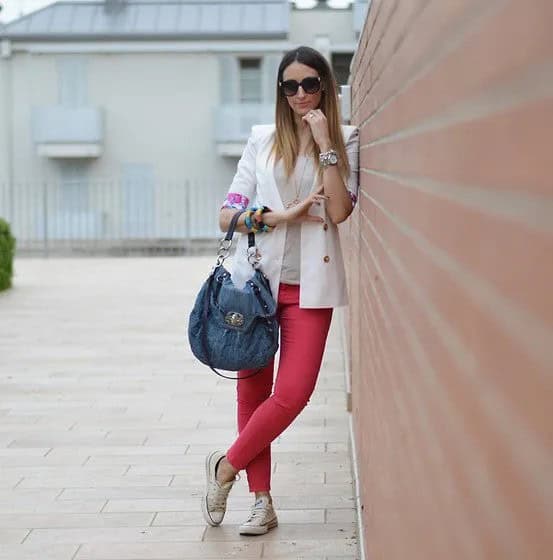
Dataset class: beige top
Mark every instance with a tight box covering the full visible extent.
[273,155,316,284]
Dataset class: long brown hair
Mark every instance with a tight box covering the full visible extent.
[270,46,350,181]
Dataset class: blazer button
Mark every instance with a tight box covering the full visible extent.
[323,256,330,263]
[323,223,328,231]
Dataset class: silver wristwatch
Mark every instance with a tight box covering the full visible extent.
[319,149,338,168]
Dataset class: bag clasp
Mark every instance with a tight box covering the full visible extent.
[216,238,233,265]
[247,245,261,268]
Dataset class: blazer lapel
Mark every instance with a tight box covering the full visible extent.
[257,135,285,212]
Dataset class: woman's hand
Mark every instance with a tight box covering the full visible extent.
[285,186,328,224]
[263,186,327,227]
[302,109,331,151]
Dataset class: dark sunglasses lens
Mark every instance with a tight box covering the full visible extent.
[281,80,299,96]
[281,77,321,96]
[302,77,321,94]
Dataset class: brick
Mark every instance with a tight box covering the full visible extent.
[363,0,553,134]
[362,172,553,324]
[350,2,553,556]
[359,192,553,443]
[362,97,553,194]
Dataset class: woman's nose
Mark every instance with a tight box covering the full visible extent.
[296,86,307,98]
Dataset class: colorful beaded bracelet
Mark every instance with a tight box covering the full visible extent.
[245,206,273,233]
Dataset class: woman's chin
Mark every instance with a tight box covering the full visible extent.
[293,106,313,118]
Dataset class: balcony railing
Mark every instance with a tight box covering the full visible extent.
[0,178,224,255]
[31,106,104,158]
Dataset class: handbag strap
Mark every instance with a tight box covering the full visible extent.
[225,211,257,248]
[217,211,258,267]
[202,210,265,380]
[224,210,245,241]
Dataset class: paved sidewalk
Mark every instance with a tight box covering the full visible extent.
[0,258,359,560]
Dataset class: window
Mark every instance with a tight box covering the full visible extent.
[57,57,88,108]
[331,52,354,86]
[239,58,262,103]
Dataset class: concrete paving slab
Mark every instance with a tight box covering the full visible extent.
[0,529,29,545]
[74,541,264,559]
[0,544,80,560]
[0,258,360,559]
[24,526,205,545]
[203,523,357,542]
[0,513,156,529]
[263,539,358,557]
[152,509,325,526]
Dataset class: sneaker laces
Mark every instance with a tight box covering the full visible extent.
[246,498,270,523]
[207,475,240,511]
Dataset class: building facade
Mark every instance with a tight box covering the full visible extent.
[0,0,367,249]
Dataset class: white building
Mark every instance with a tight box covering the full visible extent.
[0,0,367,252]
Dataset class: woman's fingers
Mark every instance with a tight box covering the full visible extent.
[282,185,327,221]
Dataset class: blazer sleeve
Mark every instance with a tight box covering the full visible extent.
[345,127,360,207]
[221,128,258,211]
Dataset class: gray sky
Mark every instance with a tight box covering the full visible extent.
[0,0,353,24]
[0,0,53,23]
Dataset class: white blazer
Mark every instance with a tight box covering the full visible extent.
[226,124,358,309]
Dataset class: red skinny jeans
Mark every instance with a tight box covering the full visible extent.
[225,283,333,492]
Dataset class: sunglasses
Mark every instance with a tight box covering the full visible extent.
[279,76,321,97]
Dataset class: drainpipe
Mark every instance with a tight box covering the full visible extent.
[1,38,13,222]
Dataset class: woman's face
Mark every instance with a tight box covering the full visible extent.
[281,61,323,117]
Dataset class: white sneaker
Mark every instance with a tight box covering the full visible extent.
[239,496,278,535]
[201,450,238,526]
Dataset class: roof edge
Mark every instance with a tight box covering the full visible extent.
[0,32,289,42]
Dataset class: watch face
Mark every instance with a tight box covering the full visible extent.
[329,153,338,164]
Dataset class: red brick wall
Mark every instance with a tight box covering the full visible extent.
[345,1,553,558]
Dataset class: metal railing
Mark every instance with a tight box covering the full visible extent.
[0,179,226,256]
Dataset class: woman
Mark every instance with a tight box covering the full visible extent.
[202,45,359,535]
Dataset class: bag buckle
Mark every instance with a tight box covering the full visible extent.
[225,311,245,327]
[247,245,261,268]
[216,238,233,265]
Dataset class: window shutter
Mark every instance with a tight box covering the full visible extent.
[263,54,281,103]
[219,55,239,104]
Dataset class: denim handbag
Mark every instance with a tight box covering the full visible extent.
[187,211,279,379]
